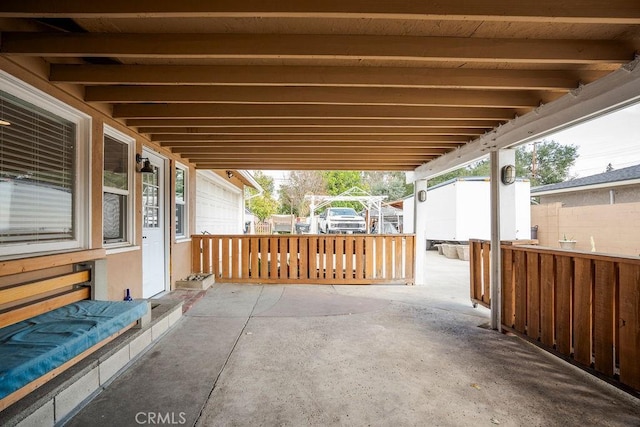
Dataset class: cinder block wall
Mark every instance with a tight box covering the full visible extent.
[531,202,640,257]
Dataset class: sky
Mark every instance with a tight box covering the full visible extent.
[531,102,640,178]
[257,101,640,187]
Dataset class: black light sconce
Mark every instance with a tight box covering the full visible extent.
[136,154,154,173]
[501,164,516,185]
[226,170,234,179]
[417,189,427,202]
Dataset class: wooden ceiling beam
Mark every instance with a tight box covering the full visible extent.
[113,104,520,120]
[183,154,442,161]
[127,118,502,128]
[139,127,485,135]
[2,1,639,24]
[85,85,550,108]
[156,134,468,144]
[50,65,603,90]
[2,33,632,64]
[174,147,451,155]
[193,161,423,170]
[165,142,460,150]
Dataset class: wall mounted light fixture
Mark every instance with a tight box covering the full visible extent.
[226,170,234,179]
[501,164,516,185]
[136,154,154,173]
[417,189,427,202]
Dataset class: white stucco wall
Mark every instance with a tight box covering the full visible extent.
[195,171,244,234]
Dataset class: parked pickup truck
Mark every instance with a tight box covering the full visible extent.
[318,207,367,234]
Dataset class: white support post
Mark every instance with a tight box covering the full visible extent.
[413,179,428,285]
[490,149,516,330]
[490,151,502,331]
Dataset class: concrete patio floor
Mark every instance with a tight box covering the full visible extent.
[68,252,640,426]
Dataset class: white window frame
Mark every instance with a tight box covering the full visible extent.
[0,71,90,258]
[103,125,135,248]
[175,162,189,241]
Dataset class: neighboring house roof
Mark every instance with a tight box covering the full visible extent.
[531,163,640,195]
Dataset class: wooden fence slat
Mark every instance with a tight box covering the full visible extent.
[269,237,279,279]
[241,237,250,279]
[345,237,354,279]
[365,237,374,279]
[482,243,491,304]
[257,237,267,279]
[555,255,573,356]
[502,247,514,327]
[309,236,318,279]
[405,236,415,284]
[280,236,288,279]
[191,237,202,274]
[355,237,365,280]
[231,238,240,279]
[526,252,541,340]
[250,237,259,278]
[202,237,211,275]
[289,237,299,279]
[385,237,394,279]
[221,237,231,279]
[540,253,555,347]
[470,241,482,302]
[212,237,220,277]
[335,236,345,280]
[593,260,615,376]
[514,250,527,334]
[618,263,640,390]
[573,258,593,367]
[375,237,384,279]
[300,236,308,280]
[394,237,402,279]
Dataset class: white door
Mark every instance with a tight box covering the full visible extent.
[142,150,167,298]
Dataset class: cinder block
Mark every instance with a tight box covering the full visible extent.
[129,328,153,360]
[167,305,183,327]
[99,345,130,385]
[151,317,169,341]
[17,400,54,427]
[55,367,99,422]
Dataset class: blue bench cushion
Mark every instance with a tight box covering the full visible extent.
[0,299,148,400]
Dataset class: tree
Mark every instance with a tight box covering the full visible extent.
[426,139,579,188]
[321,171,364,209]
[518,140,579,186]
[363,171,413,201]
[246,171,278,221]
[278,170,326,216]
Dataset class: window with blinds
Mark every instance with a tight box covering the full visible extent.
[103,129,132,245]
[0,90,77,245]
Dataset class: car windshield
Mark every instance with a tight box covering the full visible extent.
[329,208,357,216]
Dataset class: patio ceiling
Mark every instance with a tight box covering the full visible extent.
[1,2,639,171]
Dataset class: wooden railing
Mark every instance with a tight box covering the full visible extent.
[192,234,415,285]
[470,239,640,394]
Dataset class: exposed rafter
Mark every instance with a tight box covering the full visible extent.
[0,2,638,171]
[2,1,639,24]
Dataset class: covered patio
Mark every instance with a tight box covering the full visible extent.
[1,3,640,425]
[67,253,640,426]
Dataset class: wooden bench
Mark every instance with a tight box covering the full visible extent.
[0,249,148,412]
